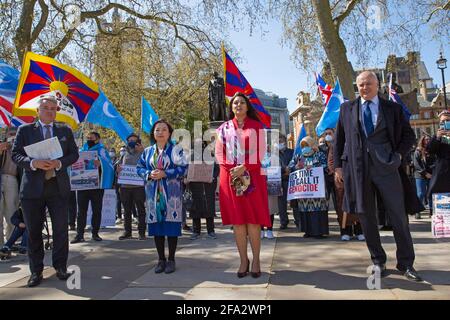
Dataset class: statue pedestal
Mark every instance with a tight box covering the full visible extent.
[209,121,225,129]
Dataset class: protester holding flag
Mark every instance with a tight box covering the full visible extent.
[137,119,187,274]
[117,133,146,240]
[71,132,114,244]
[289,136,329,238]
[215,92,271,279]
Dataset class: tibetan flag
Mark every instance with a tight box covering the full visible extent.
[0,60,34,128]
[13,52,99,129]
[389,73,411,121]
[315,79,344,137]
[294,123,307,157]
[141,97,158,134]
[315,72,333,107]
[86,90,134,142]
[223,47,271,129]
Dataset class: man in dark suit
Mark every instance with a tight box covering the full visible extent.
[12,94,79,287]
[334,71,422,282]
[277,134,296,229]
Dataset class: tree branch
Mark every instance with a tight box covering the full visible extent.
[425,0,450,22]
[47,28,76,58]
[30,0,49,44]
[333,0,362,29]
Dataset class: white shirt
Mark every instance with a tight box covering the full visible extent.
[360,95,379,135]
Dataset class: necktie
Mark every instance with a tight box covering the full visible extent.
[363,101,374,136]
[44,125,56,180]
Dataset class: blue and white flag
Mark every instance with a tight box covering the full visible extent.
[316,79,344,137]
[86,90,134,142]
[141,97,158,134]
[294,124,307,157]
[389,74,411,121]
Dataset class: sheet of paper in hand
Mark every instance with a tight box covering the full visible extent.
[187,163,214,183]
[24,136,63,160]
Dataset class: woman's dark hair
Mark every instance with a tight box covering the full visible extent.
[89,131,101,139]
[228,92,261,122]
[149,119,174,144]
[416,135,430,155]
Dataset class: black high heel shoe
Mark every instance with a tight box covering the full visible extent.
[237,259,250,278]
[251,261,261,278]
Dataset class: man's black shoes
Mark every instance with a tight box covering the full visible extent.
[27,272,43,287]
[56,268,73,280]
[397,265,423,282]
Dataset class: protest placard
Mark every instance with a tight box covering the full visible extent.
[266,166,282,196]
[187,163,214,183]
[287,167,325,200]
[87,189,116,227]
[117,165,145,186]
[432,193,450,238]
[70,151,99,190]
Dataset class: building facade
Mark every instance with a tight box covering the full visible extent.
[254,88,290,136]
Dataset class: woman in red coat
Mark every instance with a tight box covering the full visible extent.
[215,92,271,278]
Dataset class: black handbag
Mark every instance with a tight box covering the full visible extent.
[182,187,193,210]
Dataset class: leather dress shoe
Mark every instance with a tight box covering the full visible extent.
[397,265,422,282]
[70,237,85,244]
[251,261,261,278]
[27,272,43,287]
[92,234,102,241]
[56,268,73,280]
[371,263,387,277]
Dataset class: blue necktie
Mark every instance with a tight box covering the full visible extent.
[363,101,374,136]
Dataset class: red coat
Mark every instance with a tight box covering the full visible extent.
[215,117,271,227]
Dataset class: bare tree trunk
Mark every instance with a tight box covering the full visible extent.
[14,0,37,65]
[312,0,356,99]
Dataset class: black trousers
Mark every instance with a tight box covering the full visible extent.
[359,163,415,268]
[278,179,289,226]
[21,178,69,273]
[76,189,104,236]
[119,187,146,235]
[115,185,122,219]
[193,217,215,234]
[68,191,77,227]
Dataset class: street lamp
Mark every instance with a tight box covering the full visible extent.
[436,51,448,110]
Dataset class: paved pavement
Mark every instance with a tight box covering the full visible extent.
[0,212,449,300]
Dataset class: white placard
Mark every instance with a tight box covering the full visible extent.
[24,136,63,160]
[287,167,326,200]
[117,165,145,186]
[87,189,117,227]
[70,151,99,190]
[432,193,450,238]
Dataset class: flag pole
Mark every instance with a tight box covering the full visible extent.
[139,96,142,136]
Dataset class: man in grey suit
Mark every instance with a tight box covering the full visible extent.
[12,94,79,287]
[334,71,422,282]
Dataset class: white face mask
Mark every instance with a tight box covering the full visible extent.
[325,135,333,142]
[278,143,286,150]
[109,152,115,158]
[120,151,126,157]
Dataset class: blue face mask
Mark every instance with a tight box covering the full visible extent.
[302,146,313,156]
[127,141,137,149]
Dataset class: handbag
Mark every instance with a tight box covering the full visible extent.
[182,187,193,210]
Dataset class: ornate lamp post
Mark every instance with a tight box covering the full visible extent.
[436,51,448,110]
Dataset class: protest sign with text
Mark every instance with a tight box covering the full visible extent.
[70,151,99,190]
[118,165,145,186]
[287,167,325,200]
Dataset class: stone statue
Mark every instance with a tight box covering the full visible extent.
[208,72,228,121]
